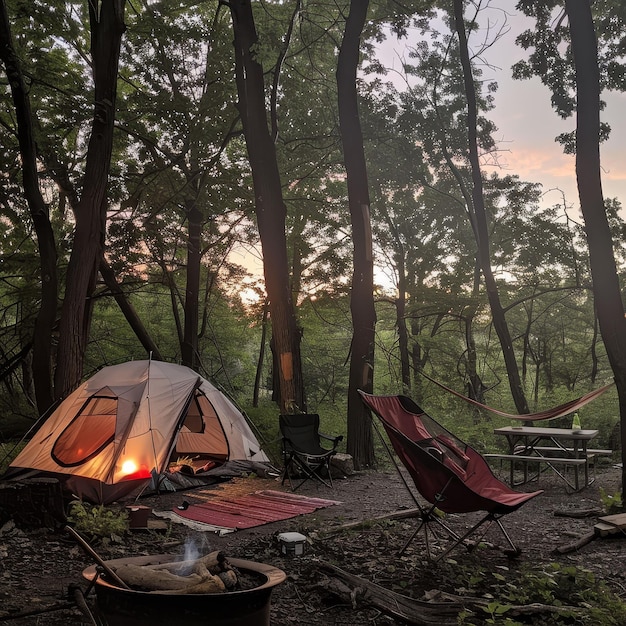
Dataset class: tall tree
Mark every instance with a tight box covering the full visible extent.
[452,0,529,414]
[565,0,626,498]
[54,0,127,399]
[228,0,305,414]
[337,0,376,468]
[117,1,243,372]
[0,0,58,413]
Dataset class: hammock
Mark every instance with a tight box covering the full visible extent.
[419,370,614,422]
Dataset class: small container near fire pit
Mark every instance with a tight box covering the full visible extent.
[125,505,151,529]
[277,532,307,556]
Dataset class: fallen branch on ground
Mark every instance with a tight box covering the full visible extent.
[317,561,584,624]
[553,531,596,554]
[553,508,603,518]
[317,561,466,625]
[320,508,421,535]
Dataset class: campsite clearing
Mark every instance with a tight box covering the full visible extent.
[0,463,624,625]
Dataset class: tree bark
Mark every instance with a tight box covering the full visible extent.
[229,0,305,414]
[0,0,58,414]
[54,0,126,400]
[337,0,376,469]
[181,201,202,369]
[376,189,410,391]
[253,300,270,407]
[98,258,163,360]
[453,0,529,414]
[565,0,626,499]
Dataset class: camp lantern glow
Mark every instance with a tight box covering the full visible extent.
[118,457,152,482]
[121,459,138,475]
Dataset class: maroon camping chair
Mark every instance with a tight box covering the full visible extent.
[359,391,543,561]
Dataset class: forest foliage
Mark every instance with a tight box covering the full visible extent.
[1,0,624,454]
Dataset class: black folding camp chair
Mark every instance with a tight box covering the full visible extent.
[279,414,343,491]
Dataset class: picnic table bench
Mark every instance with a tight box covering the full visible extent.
[490,426,604,492]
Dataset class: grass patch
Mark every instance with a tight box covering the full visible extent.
[0,441,26,474]
[454,561,626,625]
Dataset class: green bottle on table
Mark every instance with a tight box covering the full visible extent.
[571,411,581,431]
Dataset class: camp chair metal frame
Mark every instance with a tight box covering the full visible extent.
[279,414,343,491]
[359,390,543,561]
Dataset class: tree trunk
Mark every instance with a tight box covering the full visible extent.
[229,0,305,414]
[453,0,529,415]
[253,300,270,407]
[182,202,202,369]
[337,0,375,468]
[0,0,58,414]
[98,258,163,361]
[464,308,487,424]
[376,190,410,391]
[566,0,626,500]
[396,262,411,391]
[54,0,126,400]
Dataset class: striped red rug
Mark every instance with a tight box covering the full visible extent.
[173,489,340,530]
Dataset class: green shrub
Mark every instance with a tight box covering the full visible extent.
[599,487,623,514]
[0,442,26,474]
[67,501,129,539]
[456,561,626,625]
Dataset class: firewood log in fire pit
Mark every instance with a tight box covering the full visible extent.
[111,550,239,594]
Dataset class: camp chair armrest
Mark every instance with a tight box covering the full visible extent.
[320,432,343,446]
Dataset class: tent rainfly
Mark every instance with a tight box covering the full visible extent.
[5,360,269,504]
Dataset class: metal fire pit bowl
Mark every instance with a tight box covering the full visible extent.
[82,554,287,626]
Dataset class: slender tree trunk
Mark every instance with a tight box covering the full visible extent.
[374,185,410,390]
[464,308,486,423]
[453,0,529,414]
[98,258,163,360]
[253,300,270,407]
[0,0,58,414]
[566,0,626,500]
[337,0,375,468]
[54,0,126,399]
[229,0,305,414]
[34,151,162,366]
[182,202,202,369]
[387,223,410,389]
[396,259,410,391]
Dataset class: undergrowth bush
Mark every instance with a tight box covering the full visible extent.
[67,501,129,539]
[0,442,25,474]
[455,561,626,625]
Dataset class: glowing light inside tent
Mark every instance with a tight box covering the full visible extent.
[121,459,138,475]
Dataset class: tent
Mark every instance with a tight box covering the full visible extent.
[5,360,269,504]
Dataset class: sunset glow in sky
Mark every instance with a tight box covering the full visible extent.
[471,3,626,215]
[384,2,625,216]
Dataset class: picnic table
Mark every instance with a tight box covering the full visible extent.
[487,425,605,491]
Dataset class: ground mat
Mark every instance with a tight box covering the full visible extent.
[173,489,340,530]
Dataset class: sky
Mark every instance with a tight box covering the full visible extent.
[464,3,625,215]
[382,2,625,217]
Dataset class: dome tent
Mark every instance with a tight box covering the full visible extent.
[6,360,269,504]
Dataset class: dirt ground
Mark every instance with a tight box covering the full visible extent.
[0,461,624,625]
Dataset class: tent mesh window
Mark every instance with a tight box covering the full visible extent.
[51,391,117,467]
